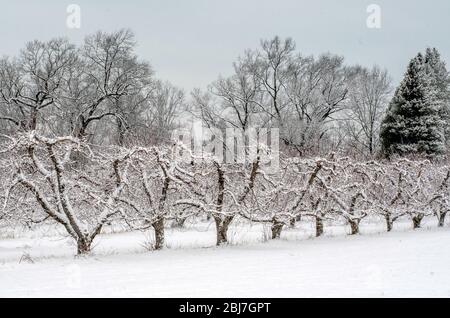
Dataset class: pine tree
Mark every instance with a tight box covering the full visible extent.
[424,48,450,146]
[380,53,445,158]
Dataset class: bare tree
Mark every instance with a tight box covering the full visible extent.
[176,150,262,246]
[141,80,185,145]
[433,168,450,227]
[284,54,350,155]
[344,65,391,157]
[249,36,296,124]
[115,144,192,250]
[67,29,153,141]
[239,157,323,239]
[0,39,77,133]
[4,132,131,254]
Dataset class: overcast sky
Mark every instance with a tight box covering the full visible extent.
[1,0,449,91]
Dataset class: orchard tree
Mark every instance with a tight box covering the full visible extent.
[316,158,371,235]
[239,157,324,239]
[115,144,193,250]
[3,132,131,255]
[176,147,262,246]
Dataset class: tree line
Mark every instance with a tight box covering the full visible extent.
[1,132,448,255]
[1,30,448,159]
[0,29,184,146]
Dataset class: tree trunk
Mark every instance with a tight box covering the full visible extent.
[349,219,360,235]
[76,237,92,255]
[412,214,424,229]
[271,220,284,239]
[315,216,324,237]
[214,216,233,246]
[117,117,126,146]
[385,215,393,232]
[438,212,447,227]
[29,108,38,131]
[289,215,301,228]
[289,218,296,228]
[76,119,88,140]
[173,217,187,228]
[152,218,165,250]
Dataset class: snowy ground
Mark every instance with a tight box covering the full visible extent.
[1,217,449,297]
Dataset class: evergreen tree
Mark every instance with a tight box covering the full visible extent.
[424,48,450,146]
[380,53,445,158]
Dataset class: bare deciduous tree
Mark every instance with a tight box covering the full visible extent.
[344,65,391,157]
[68,29,153,141]
[4,132,131,254]
[0,39,77,133]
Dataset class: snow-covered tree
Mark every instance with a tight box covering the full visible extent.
[114,144,193,250]
[424,48,450,147]
[315,157,371,235]
[399,160,438,228]
[3,132,131,255]
[380,53,445,158]
[238,157,323,239]
[174,146,263,246]
[424,164,450,227]
[365,161,408,231]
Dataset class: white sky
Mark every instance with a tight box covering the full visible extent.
[1,0,449,91]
